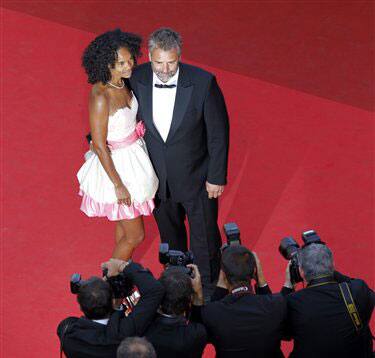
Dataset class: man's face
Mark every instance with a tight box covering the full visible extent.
[149,47,180,83]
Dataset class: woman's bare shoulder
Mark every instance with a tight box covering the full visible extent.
[90,83,109,108]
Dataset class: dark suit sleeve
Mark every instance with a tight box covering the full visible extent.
[128,77,142,120]
[211,286,229,301]
[333,270,353,282]
[113,262,164,337]
[57,317,79,340]
[190,304,203,323]
[350,279,375,325]
[128,77,137,96]
[280,286,294,296]
[199,305,214,344]
[282,296,293,341]
[255,284,272,295]
[192,324,208,358]
[203,76,229,185]
[278,296,290,342]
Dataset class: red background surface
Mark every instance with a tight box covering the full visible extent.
[2,2,374,357]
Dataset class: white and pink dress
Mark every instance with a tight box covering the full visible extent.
[77,96,159,221]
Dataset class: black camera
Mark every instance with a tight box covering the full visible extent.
[159,243,194,276]
[221,222,241,251]
[70,270,133,299]
[279,230,325,284]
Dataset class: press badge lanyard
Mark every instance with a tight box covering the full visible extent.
[231,286,252,295]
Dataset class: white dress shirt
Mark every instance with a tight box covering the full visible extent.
[152,69,179,142]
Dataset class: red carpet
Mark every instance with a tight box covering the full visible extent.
[2,3,374,357]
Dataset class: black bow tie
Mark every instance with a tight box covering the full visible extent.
[155,83,176,89]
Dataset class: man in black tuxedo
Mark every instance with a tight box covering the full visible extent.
[284,243,374,358]
[129,28,229,291]
[192,246,288,358]
[57,259,164,358]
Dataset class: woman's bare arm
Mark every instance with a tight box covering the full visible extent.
[89,91,131,205]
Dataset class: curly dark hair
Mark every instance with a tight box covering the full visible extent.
[82,29,142,84]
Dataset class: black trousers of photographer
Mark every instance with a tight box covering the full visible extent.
[153,191,222,286]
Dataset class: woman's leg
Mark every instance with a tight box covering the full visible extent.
[115,221,125,244]
[112,216,145,260]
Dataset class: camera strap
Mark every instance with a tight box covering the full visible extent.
[307,275,336,288]
[307,281,337,288]
[338,282,363,332]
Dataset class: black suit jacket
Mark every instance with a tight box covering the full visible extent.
[57,263,164,358]
[285,274,374,358]
[195,285,287,358]
[145,314,207,358]
[129,62,229,201]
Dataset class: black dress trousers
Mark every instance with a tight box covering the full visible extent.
[153,189,222,286]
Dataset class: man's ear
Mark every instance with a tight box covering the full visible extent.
[148,52,152,62]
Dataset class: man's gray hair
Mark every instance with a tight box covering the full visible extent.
[298,243,334,282]
[117,337,156,358]
[148,27,182,55]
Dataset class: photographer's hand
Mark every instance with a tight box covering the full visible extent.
[187,264,204,306]
[101,258,129,277]
[112,298,123,310]
[284,261,294,289]
[217,269,229,289]
[252,252,267,287]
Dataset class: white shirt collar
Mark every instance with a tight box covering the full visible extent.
[153,68,179,86]
[92,318,109,325]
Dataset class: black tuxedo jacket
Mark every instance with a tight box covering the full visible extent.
[285,274,374,358]
[194,285,287,358]
[57,263,164,358]
[145,314,207,358]
[129,62,229,201]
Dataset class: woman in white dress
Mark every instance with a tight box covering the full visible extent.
[78,29,158,260]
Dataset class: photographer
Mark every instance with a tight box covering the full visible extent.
[57,259,164,358]
[284,243,374,358]
[193,245,288,358]
[145,267,207,357]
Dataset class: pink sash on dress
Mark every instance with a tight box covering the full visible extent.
[107,121,146,150]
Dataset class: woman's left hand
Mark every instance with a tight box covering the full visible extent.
[115,184,131,206]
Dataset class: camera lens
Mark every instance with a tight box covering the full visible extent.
[279,237,300,260]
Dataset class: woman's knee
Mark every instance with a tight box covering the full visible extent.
[133,231,145,245]
[122,231,144,246]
